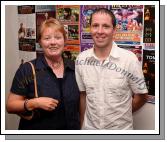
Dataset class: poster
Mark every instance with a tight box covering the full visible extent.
[80,43,94,52]
[56,5,80,45]
[142,49,155,103]
[18,5,35,14]
[144,43,155,50]
[143,5,155,43]
[35,5,55,12]
[16,5,155,101]
[18,6,36,52]
[36,10,56,57]
[118,45,142,62]
[80,5,108,51]
[63,44,80,61]
[35,5,56,57]
[80,5,108,43]
[110,5,143,45]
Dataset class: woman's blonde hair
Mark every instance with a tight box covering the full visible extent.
[38,18,67,41]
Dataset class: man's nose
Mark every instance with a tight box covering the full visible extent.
[97,26,104,33]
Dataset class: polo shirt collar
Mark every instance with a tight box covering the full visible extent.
[109,42,120,59]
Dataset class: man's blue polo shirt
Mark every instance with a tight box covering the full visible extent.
[11,55,80,130]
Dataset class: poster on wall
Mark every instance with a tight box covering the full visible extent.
[36,11,56,47]
[18,6,36,52]
[36,6,56,58]
[80,5,108,51]
[143,5,155,43]
[35,5,55,12]
[63,44,80,61]
[118,45,142,62]
[80,43,94,52]
[144,43,155,50]
[16,5,156,102]
[142,49,155,103]
[18,5,35,14]
[56,5,80,45]
[110,5,143,45]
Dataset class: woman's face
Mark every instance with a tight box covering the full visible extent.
[40,27,65,58]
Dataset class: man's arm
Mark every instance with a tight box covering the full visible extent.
[132,93,148,113]
[80,91,86,129]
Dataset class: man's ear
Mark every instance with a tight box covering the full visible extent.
[112,28,116,35]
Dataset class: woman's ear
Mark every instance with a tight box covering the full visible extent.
[64,42,67,49]
[64,38,67,45]
[38,38,41,44]
[38,40,42,48]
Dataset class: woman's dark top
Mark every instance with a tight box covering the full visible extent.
[10,55,80,130]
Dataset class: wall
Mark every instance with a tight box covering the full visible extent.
[5,5,20,129]
[5,5,36,130]
[5,5,155,130]
[133,103,155,129]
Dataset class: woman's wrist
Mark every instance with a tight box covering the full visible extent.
[24,98,37,111]
[24,99,32,112]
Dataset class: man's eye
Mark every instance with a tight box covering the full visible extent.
[103,25,110,28]
[92,25,98,28]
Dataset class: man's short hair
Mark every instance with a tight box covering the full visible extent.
[90,8,116,28]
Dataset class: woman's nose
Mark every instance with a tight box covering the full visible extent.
[50,38,57,44]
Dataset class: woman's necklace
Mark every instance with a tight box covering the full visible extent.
[51,60,64,78]
[50,60,63,70]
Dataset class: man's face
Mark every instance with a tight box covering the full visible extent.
[90,13,115,49]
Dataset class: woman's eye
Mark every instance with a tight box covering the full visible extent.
[55,37,61,39]
[56,36,64,40]
[43,37,50,40]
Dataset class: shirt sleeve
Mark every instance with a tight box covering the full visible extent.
[128,55,148,94]
[10,63,31,96]
[75,57,86,92]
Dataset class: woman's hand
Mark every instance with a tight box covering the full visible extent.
[28,97,59,111]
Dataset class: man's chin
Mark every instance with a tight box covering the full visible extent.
[94,43,107,49]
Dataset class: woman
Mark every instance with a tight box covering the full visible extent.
[6,18,80,130]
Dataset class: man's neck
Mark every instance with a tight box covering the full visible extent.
[94,45,112,61]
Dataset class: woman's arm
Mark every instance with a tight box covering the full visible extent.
[6,92,59,113]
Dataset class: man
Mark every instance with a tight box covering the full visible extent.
[75,8,148,130]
